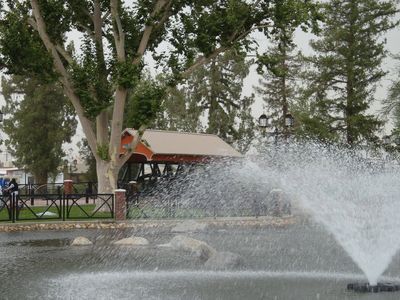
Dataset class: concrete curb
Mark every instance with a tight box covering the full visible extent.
[0,216,296,232]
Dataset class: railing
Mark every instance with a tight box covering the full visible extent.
[0,193,114,223]
[17,182,98,195]
[125,190,289,219]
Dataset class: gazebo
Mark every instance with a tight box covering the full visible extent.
[119,129,242,183]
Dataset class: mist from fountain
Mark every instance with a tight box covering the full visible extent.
[133,142,400,286]
[234,143,400,285]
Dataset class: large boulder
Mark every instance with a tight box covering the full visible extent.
[71,236,92,246]
[204,251,243,270]
[113,237,150,246]
[162,235,217,260]
[171,220,208,233]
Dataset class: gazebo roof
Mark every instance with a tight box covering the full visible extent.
[120,129,242,163]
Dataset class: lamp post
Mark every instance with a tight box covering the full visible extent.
[64,159,77,180]
[258,113,295,145]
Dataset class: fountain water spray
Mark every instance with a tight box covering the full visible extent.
[149,142,400,291]
[238,142,400,291]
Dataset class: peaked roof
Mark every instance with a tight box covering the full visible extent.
[121,129,242,163]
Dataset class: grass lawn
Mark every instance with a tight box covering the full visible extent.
[0,204,113,222]
[127,206,258,219]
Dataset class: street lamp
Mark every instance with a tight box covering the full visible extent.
[258,114,269,128]
[383,135,391,146]
[285,113,294,127]
[258,113,295,145]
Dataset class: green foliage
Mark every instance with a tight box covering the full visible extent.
[124,76,165,129]
[0,3,56,80]
[155,85,203,132]
[256,30,301,132]
[383,55,400,130]
[113,61,141,89]
[71,39,113,119]
[299,0,397,145]
[1,75,77,182]
[78,139,97,182]
[96,143,110,161]
[0,0,321,190]
[159,50,255,151]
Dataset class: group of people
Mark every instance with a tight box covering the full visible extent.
[0,178,19,197]
[0,178,19,210]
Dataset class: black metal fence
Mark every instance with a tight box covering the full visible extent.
[0,193,114,223]
[125,189,291,219]
[17,182,98,196]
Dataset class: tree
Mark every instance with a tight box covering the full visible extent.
[159,50,256,152]
[0,0,319,192]
[123,75,165,129]
[156,86,204,132]
[255,31,302,138]
[78,138,97,183]
[300,0,398,145]
[1,75,77,183]
[255,0,320,138]
[383,55,400,126]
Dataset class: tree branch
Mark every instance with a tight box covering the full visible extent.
[76,22,96,42]
[118,126,146,167]
[110,0,125,61]
[30,0,98,159]
[55,44,74,65]
[133,0,171,65]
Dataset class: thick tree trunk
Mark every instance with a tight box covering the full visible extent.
[95,160,120,212]
[96,160,120,194]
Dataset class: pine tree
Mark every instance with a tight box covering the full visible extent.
[301,0,398,145]
[159,50,255,151]
[255,29,302,137]
[1,75,77,183]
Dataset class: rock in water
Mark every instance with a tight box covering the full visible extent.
[113,237,150,246]
[167,235,216,260]
[71,236,92,246]
[204,251,243,270]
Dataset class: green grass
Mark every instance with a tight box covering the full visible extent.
[0,204,112,222]
[127,206,261,219]
[127,207,215,219]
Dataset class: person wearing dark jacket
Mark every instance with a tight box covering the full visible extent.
[5,178,19,198]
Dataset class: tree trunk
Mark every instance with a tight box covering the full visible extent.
[96,160,116,194]
[94,160,120,211]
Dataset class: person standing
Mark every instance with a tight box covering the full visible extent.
[5,178,19,202]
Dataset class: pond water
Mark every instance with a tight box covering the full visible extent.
[1,221,400,299]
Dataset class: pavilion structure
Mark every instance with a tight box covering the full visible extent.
[119,129,242,183]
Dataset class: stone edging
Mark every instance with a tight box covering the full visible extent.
[0,216,296,233]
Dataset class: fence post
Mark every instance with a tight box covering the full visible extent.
[63,180,73,220]
[30,184,35,206]
[64,180,73,195]
[114,189,126,221]
[11,194,15,223]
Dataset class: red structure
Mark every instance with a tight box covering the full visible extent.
[119,129,242,182]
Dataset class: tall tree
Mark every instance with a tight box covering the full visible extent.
[255,31,302,138]
[0,0,319,192]
[382,55,400,146]
[156,86,203,132]
[159,50,256,151]
[1,75,77,183]
[300,0,398,145]
[255,0,320,138]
